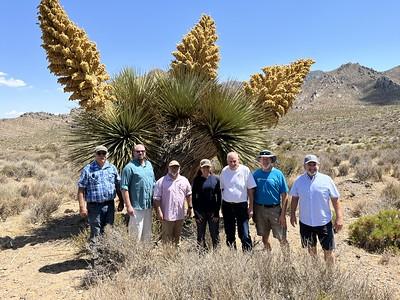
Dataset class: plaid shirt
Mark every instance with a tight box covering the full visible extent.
[78,161,121,203]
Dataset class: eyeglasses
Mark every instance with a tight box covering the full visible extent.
[135,150,145,153]
[96,151,107,156]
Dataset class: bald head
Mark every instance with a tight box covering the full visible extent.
[133,144,146,162]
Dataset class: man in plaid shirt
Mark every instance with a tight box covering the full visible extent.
[77,145,123,241]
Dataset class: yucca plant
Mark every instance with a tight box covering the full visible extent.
[69,69,267,179]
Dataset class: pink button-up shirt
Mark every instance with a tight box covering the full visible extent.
[153,174,192,221]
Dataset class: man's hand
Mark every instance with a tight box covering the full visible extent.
[247,207,254,218]
[290,214,297,227]
[186,207,192,218]
[79,206,88,218]
[126,206,135,216]
[279,214,287,228]
[334,216,343,233]
[117,200,124,212]
[156,208,164,221]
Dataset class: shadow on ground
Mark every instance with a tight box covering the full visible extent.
[0,214,86,250]
[39,258,89,274]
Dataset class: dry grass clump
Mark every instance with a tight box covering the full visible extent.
[88,227,391,300]
[349,154,361,167]
[0,182,30,221]
[380,182,400,209]
[28,192,62,224]
[392,165,400,180]
[276,154,302,178]
[354,163,383,182]
[0,160,47,180]
[337,163,350,177]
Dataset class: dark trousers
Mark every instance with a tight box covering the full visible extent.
[196,213,220,249]
[87,201,115,242]
[221,201,252,251]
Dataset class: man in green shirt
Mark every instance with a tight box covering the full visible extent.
[121,144,155,241]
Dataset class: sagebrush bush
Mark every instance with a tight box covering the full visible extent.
[88,227,392,300]
[349,209,400,252]
[337,163,349,177]
[28,192,62,224]
[354,163,382,182]
[276,154,301,177]
[392,165,400,180]
[0,160,46,179]
[380,182,400,209]
[0,183,29,221]
[349,154,361,167]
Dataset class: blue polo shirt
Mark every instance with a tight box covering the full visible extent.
[121,160,155,210]
[253,167,288,205]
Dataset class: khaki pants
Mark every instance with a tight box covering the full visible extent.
[161,220,184,245]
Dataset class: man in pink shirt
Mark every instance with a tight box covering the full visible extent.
[153,160,193,245]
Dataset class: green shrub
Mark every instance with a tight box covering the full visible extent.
[349,155,360,167]
[349,210,400,252]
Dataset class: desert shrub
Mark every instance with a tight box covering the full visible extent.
[319,157,336,178]
[0,174,7,184]
[0,160,46,179]
[349,209,400,252]
[354,163,383,182]
[276,154,301,178]
[71,227,90,255]
[29,181,53,199]
[19,184,30,198]
[349,154,361,167]
[89,227,391,299]
[337,163,349,177]
[0,183,29,221]
[392,165,400,180]
[380,182,400,209]
[28,192,62,224]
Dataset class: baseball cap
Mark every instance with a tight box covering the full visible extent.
[200,159,212,167]
[168,160,180,167]
[94,145,108,153]
[304,154,320,164]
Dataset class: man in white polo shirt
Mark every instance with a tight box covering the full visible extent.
[290,154,343,265]
[220,151,257,251]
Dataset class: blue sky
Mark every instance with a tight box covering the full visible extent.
[0,0,399,118]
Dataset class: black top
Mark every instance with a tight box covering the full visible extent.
[192,174,222,218]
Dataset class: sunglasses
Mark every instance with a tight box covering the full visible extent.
[96,151,107,156]
[135,150,145,153]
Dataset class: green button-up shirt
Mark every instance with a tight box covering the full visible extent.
[121,160,155,210]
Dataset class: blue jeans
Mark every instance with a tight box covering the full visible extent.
[87,201,115,242]
[196,213,220,249]
[222,201,252,251]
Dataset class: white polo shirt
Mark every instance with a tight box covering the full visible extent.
[289,172,340,227]
[220,164,257,203]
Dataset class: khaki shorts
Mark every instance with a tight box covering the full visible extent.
[253,204,286,241]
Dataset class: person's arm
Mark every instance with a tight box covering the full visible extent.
[186,194,193,217]
[279,192,288,227]
[192,178,201,220]
[214,178,222,220]
[122,189,135,216]
[290,196,299,227]
[114,167,124,211]
[77,187,87,218]
[153,180,163,220]
[331,197,343,232]
[247,188,255,218]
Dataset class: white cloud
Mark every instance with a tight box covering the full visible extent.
[4,110,25,118]
[0,71,27,88]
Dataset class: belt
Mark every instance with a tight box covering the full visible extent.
[256,203,280,208]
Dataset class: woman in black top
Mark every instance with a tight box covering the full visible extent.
[192,159,222,249]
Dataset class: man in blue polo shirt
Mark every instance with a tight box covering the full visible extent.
[121,144,155,242]
[290,154,343,265]
[253,150,289,251]
[78,145,122,242]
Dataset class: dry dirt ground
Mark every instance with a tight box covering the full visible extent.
[1,177,399,299]
[0,109,400,299]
